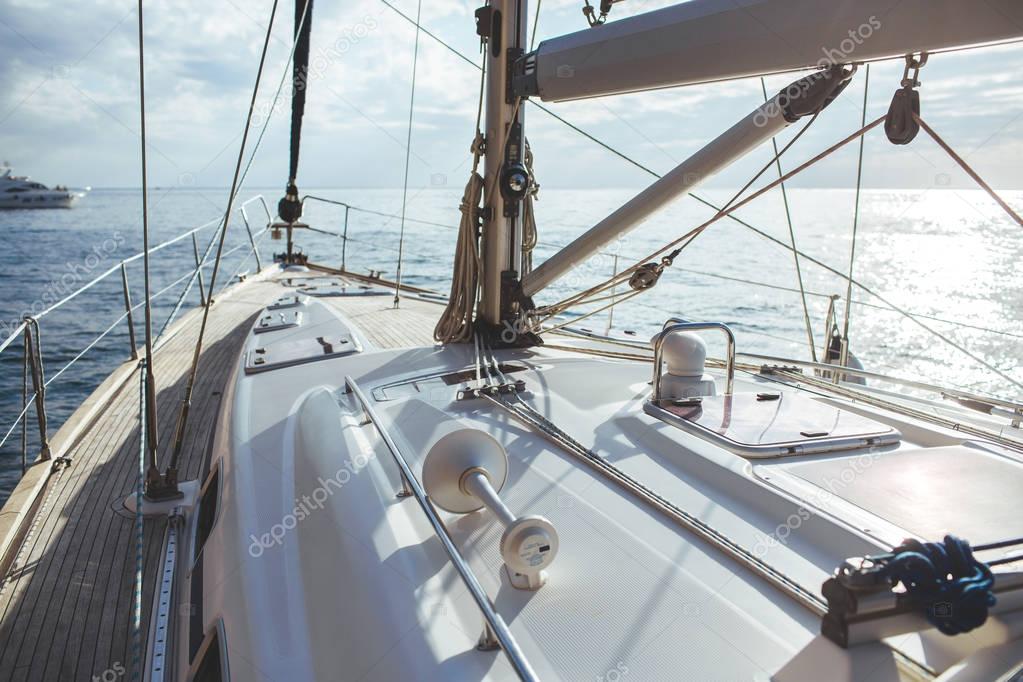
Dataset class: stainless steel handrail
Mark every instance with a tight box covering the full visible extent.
[652,320,735,399]
[739,351,1023,413]
[551,325,1023,416]
[7,195,269,327]
[344,376,540,682]
[0,195,271,480]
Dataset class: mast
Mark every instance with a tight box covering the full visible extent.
[478,0,530,329]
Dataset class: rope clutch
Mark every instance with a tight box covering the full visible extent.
[822,534,998,647]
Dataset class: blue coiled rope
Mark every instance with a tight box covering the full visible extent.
[883,535,996,635]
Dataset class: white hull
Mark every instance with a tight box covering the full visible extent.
[0,166,86,209]
[0,192,82,209]
[168,270,1023,682]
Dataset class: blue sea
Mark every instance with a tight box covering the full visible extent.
[1,186,1021,502]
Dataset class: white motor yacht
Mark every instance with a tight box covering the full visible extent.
[0,165,87,209]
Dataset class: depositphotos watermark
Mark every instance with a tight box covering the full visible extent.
[751,450,882,558]
[595,660,630,682]
[754,16,881,128]
[0,232,126,341]
[248,451,376,557]
[818,16,882,70]
[92,661,125,682]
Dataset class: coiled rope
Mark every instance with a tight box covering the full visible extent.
[883,535,996,636]
[521,141,539,275]
[433,52,488,343]
[434,172,485,343]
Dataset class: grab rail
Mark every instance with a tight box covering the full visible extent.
[652,320,736,399]
[344,376,540,682]
[0,195,273,484]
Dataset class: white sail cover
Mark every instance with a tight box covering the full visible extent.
[533,0,1023,101]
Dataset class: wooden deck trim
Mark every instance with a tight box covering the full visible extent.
[0,269,275,577]
[0,264,446,681]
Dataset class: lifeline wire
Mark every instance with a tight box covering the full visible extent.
[394,0,424,308]
[841,64,870,366]
[135,0,159,468]
[167,0,281,478]
[761,76,816,362]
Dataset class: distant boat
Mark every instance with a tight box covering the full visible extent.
[0,164,88,209]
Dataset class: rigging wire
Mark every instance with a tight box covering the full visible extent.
[840,63,870,365]
[131,362,146,682]
[535,111,826,324]
[131,3,149,671]
[529,109,1023,391]
[135,0,159,481]
[366,0,1022,388]
[761,76,816,362]
[164,0,282,489]
[529,0,542,51]
[394,0,424,308]
[370,0,846,292]
[287,0,315,187]
[173,2,313,322]
[297,205,1023,342]
[912,114,1023,229]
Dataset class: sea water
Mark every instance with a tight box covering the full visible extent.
[0,186,1020,501]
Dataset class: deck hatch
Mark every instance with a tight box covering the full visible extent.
[267,294,305,310]
[244,332,362,374]
[780,446,1023,545]
[644,392,900,457]
[300,283,389,297]
[254,309,302,333]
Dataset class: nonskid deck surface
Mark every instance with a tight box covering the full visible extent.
[0,269,441,681]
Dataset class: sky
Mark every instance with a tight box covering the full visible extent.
[1,0,1022,191]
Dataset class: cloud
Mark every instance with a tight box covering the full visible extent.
[1,0,1022,190]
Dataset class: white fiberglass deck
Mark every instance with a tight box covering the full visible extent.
[4,265,1020,681]
[194,280,1023,681]
[0,267,443,681]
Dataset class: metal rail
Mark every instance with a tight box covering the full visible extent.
[739,352,1023,413]
[652,319,735,399]
[299,198,1023,345]
[551,324,1023,418]
[473,350,828,616]
[344,376,539,682]
[0,195,272,483]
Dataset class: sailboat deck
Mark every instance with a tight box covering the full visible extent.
[0,268,442,681]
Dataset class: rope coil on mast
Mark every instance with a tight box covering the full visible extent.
[520,141,539,276]
[434,51,488,344]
